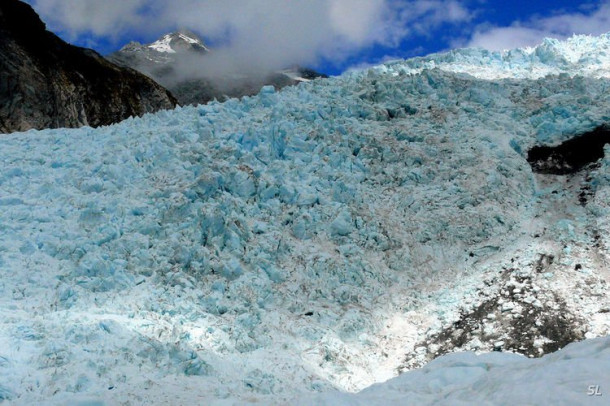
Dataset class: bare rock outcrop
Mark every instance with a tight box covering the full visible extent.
[0,0,177,134]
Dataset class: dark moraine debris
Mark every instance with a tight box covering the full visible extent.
[399,264,585,373]
[527,125,610,174]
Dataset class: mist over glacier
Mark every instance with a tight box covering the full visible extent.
[1,34,610,404]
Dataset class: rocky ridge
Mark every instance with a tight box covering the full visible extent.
[0,0,177,134]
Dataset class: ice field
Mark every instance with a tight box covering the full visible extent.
[1,34,610,404]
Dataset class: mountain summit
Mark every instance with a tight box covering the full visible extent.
[147,30,210,54]
[108,30,327,106]
[117,30,209,61]
[110,30,210,78]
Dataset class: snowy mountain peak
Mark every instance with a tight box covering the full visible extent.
[148,30,209,54]
[108,30,327,106]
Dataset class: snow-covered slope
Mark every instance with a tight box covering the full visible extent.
[147,30,210,54]
[300,336,610,405]
[1,34,610,404]
[110,30,209,66]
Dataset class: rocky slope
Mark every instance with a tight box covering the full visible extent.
[0,0,177,134]
[108,30,327,106]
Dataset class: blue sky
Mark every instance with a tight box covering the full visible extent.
[24,0,610,75]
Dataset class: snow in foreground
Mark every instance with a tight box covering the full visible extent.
[0,34,610,404]
[300,336,610,405]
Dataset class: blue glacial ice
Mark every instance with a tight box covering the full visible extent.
[0,34,610,404]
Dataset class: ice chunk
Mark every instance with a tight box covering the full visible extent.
[330,210,353,237]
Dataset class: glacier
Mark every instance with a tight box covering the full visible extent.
[374,33,610,80]
[0,34,610,404]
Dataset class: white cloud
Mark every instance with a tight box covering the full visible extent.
[329,0,387,45]
[465,1,610,51]
[25,0,471,70]
[25,0,152,40]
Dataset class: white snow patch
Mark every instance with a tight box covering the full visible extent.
[299,336,610,405]
[149,34,176,53]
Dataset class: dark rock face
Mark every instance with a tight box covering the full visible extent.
[527,126,610,174]
[108,31,328,106]
[0,0,177,134]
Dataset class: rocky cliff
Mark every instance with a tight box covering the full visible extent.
[0,0,177,134]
